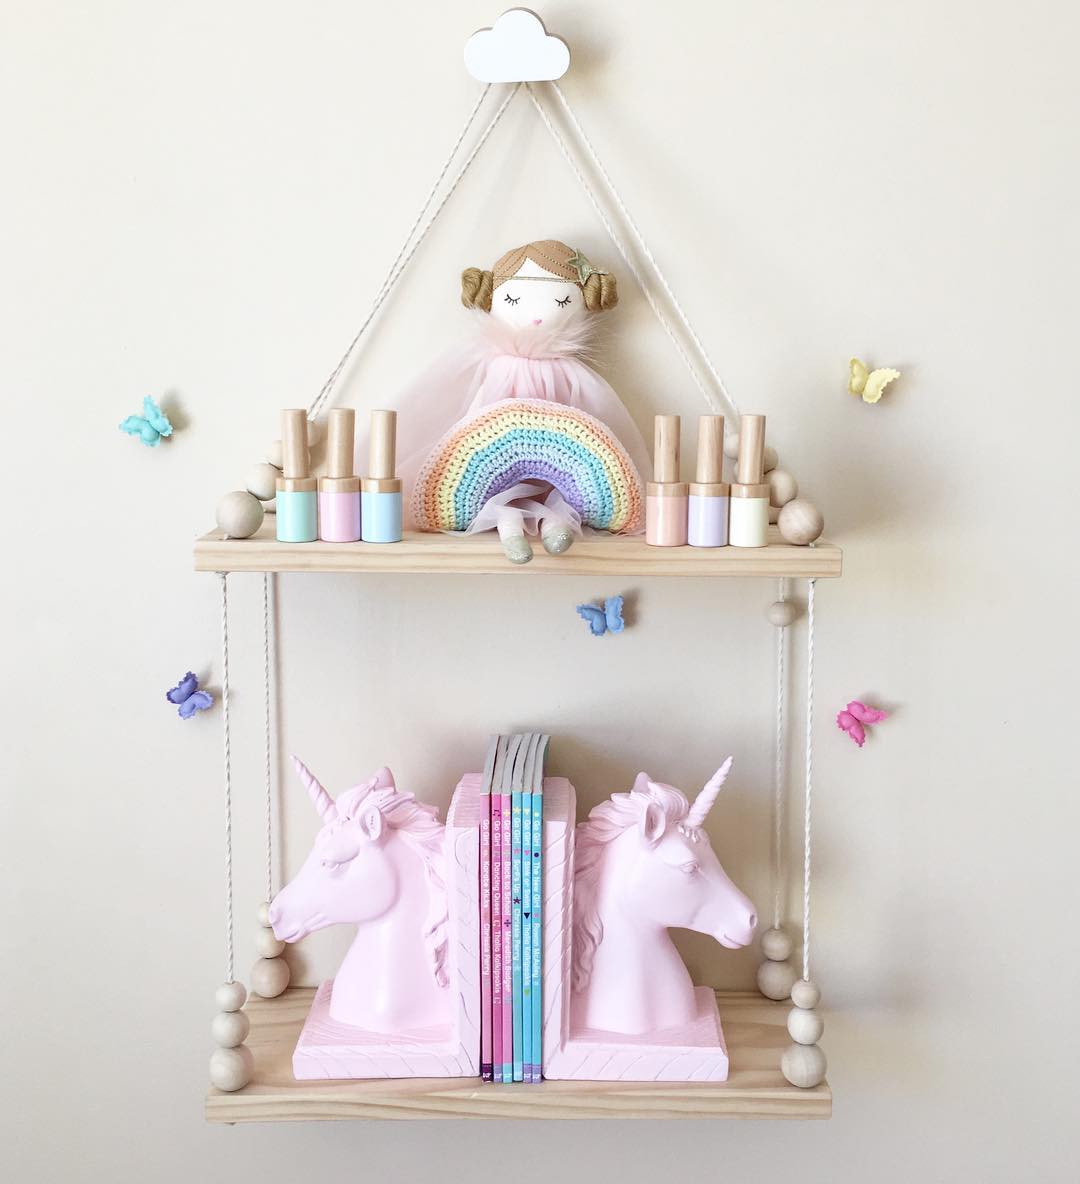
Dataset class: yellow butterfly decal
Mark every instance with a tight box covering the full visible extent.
[849,357,901,404]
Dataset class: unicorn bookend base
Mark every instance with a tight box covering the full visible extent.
[268,759,480,1079]
[543,761,757,1082]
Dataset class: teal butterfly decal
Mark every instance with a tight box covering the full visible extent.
[120,396,173,447]
[576,596,625,637]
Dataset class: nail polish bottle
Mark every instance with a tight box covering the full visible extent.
[646,414,689,547]
[276,409,317,543]
[729,414,770,548]
[688,415,729,547]
[361,409,403,543]
[318,408,361,542]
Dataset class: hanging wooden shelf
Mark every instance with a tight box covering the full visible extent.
[194,521,842,578]
[206,987,830,1122]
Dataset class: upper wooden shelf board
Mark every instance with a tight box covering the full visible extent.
[206,987,830,1122]
[194,522,842,578]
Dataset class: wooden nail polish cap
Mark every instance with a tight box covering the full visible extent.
[695,416,727,486]
[281,409,310,480]
[735,414,766,486]
[327,408,356,479]
[653,415,681,483]
[368,410,397,481]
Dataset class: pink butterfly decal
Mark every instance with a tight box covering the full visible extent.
[836,700,888,747]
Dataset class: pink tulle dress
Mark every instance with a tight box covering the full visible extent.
[381,313,652,535]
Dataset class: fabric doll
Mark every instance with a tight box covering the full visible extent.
[388,239,651,564]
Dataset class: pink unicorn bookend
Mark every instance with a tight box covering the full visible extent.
[543,760,757,1082]
[268,758,480,1080]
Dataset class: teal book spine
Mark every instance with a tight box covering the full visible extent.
[511,787,523,1082]
[529,785,543,1080]
[521,784,533,1083]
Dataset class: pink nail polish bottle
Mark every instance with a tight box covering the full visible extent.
[318,408,361,542]
[688,415,729,547]
[646,415,689,547]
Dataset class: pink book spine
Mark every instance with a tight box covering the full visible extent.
[491,795,503,1079]
[500,789,513,1081]
[480,796,493,1081]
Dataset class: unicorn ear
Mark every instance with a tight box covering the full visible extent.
[373,766,395,790]
[631,771,651,796]
[641,801,666,846]
[358,804,383,842]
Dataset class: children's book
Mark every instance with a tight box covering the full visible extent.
[520,735,536,1085]
[512,733,539,1083]
[529,735,549,1081]
[499,734,520,1083]
[490,736,509,1084]
[478,736,499,1082]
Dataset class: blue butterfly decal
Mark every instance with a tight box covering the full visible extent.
[166,671,214,719]
[120,396,173,447]
[575,596,625,637]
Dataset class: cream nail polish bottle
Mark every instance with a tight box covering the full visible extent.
[729,414,769,548]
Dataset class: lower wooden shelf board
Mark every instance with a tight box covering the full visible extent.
[206,987,831,1122]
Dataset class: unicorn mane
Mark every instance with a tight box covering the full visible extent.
[571,776,690,993]
[332,778,450,989]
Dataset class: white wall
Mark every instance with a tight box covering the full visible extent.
[3,1,1078,1180]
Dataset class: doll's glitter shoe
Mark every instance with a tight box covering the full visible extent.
[541,525,575,555]
[501,534,533,564]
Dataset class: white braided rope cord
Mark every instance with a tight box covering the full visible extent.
[307,83,519,420]
[218,573,236,983]
[262,573,275,901]
[802,577,817,981]
[773,576,787,930]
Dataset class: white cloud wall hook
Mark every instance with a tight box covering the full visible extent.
[464,8,570,83]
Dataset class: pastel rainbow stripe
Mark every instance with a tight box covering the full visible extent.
[412,398,645,534]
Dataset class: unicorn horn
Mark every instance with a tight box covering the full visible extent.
[292,756,337,822]
[685,756,734,829]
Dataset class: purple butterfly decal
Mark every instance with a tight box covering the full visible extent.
[836,700,888,747]
[166,671,214,719]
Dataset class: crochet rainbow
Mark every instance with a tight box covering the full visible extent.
[412,398,645,534]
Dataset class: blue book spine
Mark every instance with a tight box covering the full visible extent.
[530,788,543,1081]
[511,789,523,1082]
[521,787,532,1083]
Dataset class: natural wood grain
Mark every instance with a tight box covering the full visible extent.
[193,521,842,577]
[205,988,831,1122]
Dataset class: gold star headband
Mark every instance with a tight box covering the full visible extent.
[501,250,609,286]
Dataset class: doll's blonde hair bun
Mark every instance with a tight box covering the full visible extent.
[461,267,494,311]
[582,270,618,311]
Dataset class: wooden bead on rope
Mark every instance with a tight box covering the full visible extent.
[211,1009,250,1048]
[791,978,821,1009]
[778,498,824,546]
[769,503,781,524]
[256,901,271,927]
[781,1041,827,1088]
[245,462,279,502]
[723,432,740,461]
[767,600,798,628]
[254,926,286,959]
[763,445,779,474]
[215,490,264,539]
[209,1044,254,1092]
[250,956,290,998]
[786,1005,825,1045]
[215,981,247,1012]
[266,440,284,469]
[760,926,794,961]
[756,958,797,1001]
[767,468,798,508]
